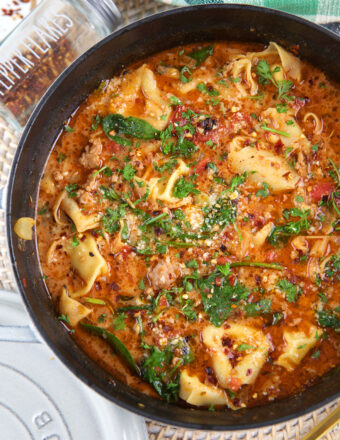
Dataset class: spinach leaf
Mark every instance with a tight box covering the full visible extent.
[102,114,160,140]
[81,323,140,375]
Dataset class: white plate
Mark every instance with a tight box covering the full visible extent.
[0,290,148,440]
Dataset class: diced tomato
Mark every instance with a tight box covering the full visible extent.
[159,296,167,307]
[170,105,189,129]
[228,376,242,392]
[292,96,308,113]
[120,245,133,258]
[265,250,277,262]
[274,139,284,154]
[310,182,334,202]
[106,140,123,153]
[194,127,221,145]
[191,157,210,174]
[217,256,231,265]
[229,112,253,134]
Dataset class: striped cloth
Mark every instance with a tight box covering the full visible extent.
[158,0,340,24]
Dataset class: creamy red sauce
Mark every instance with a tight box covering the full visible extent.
[36,42,340,409]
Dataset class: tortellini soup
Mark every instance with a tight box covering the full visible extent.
[36,41,340,410]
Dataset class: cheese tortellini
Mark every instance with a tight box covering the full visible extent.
[228,136,299,192]
[179,369,227,407]
[202,323,270,390]
[276,326,322,371]
[69,234,107,298]
[109,64,170,130]
[135,159,191,207]
[59,288,91,327]
[53,191,100,232]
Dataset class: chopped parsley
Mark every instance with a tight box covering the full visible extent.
[203,195,237,230]
[113,313,126,330]
[256,59,293,100]
[173,177,200,199]
[317,309,340,329]
[268,208,310,247]
[197,267,249,326]
[256,182,270,198]
[58,314,70,324]
[245,298,271,316]
[65,183,78,198]
[196,82,219,97]
[261,121,290,137]
[277,279,303,303]
[71,236,79,247]
[122,164,136,181]
[100,185,119,201]
[169,96,183,106]
[180,66,192,83]
[102,206,126,234]
[238,344,255,352]
[188,45,213,66]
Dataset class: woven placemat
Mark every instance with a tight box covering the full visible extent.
[0,1,339,438]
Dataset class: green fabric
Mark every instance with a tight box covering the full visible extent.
[158,0,340,23]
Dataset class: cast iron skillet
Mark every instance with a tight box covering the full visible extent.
[6,4,340,430]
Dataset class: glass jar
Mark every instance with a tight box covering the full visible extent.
[0,0,121,131]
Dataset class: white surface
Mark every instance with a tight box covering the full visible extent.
[0,0,39,41]
[0,290,148,440]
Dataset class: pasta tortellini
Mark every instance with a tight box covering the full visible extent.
[228,136,299,192]
[53,191,100,233]
[261,108,311,152]
[250,42,302,82]
[59,288,91,326]
[276,326,322,371]
[202,323,270,390]
[135,159,191,207]
[69,234,107,298]
[179,369,227,407]
[224,56,258,96]
[109,64,170,130]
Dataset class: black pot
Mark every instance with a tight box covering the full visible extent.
[6,5,340,430]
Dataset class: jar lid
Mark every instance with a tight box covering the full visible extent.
[82,0,122,31]
[0,290,147,440]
